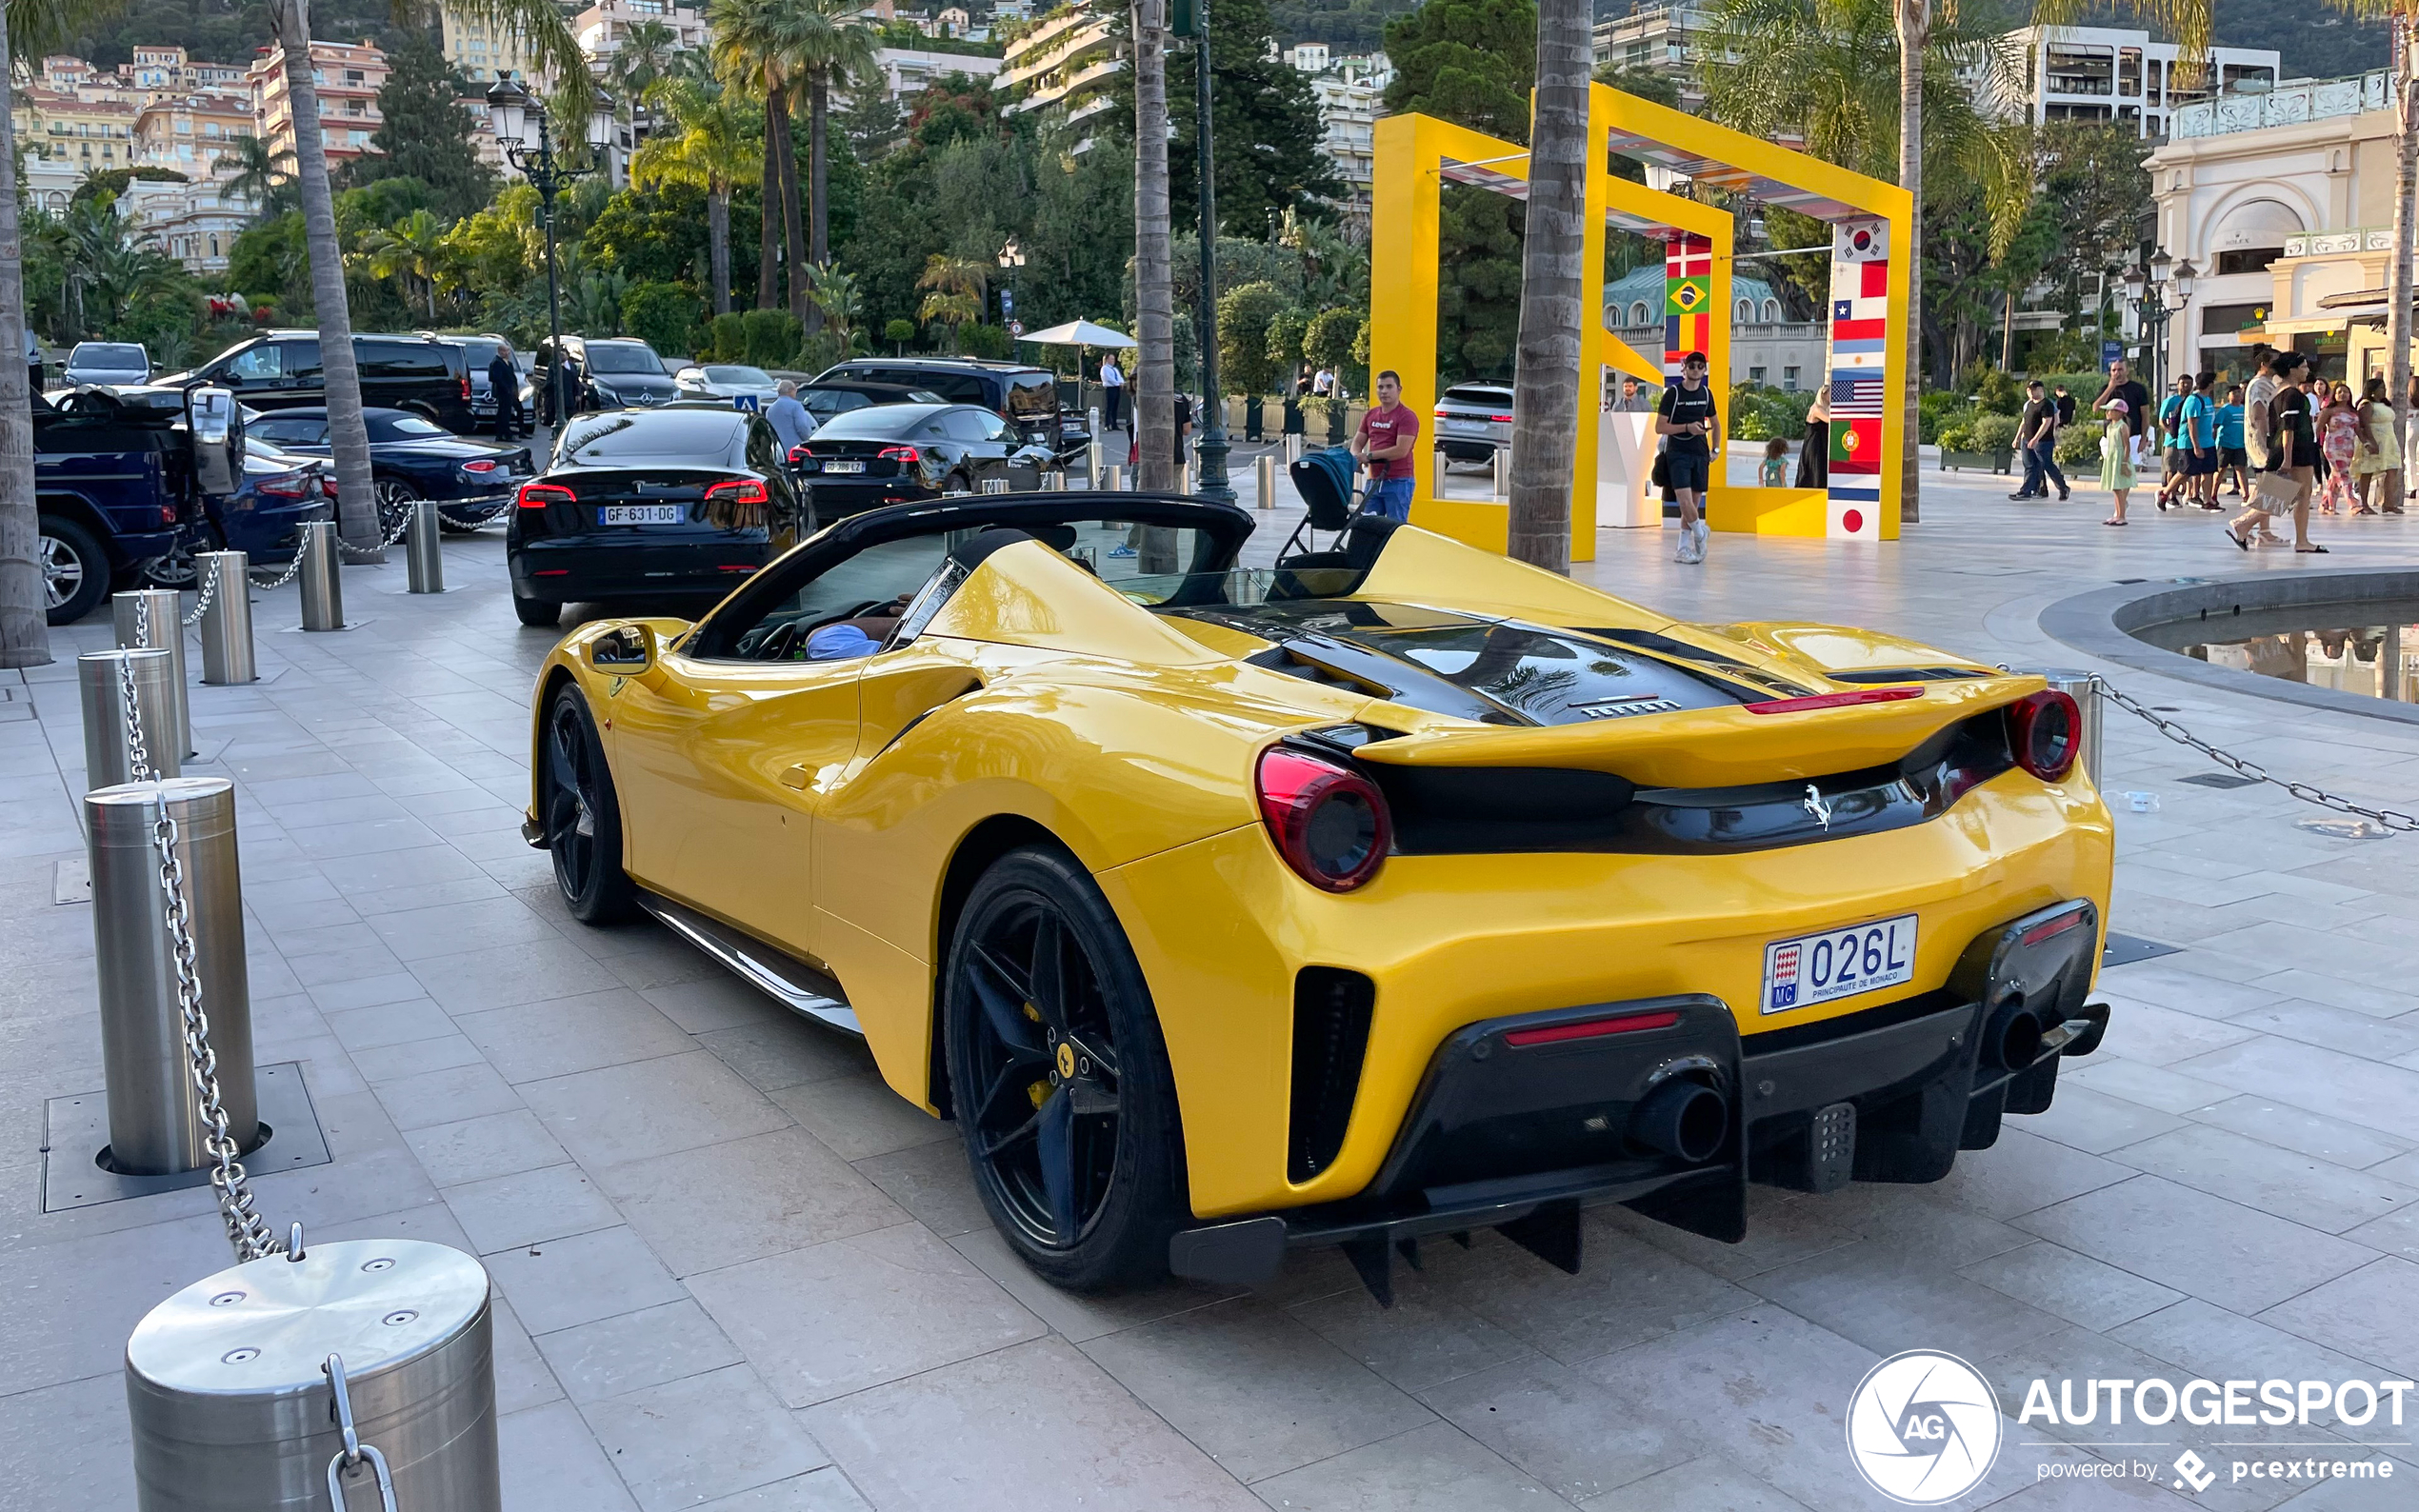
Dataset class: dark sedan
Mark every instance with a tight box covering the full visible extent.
[797,380,944,426]
[246,407,534,532]
[507,407,808,627]
[791,403,1054,518]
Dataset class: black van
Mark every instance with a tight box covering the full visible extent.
[814,358,1084,460]
[163,331,475,431]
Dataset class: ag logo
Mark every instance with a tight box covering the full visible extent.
[1846,1350,2003,1504]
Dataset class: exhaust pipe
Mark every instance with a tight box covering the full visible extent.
[1986,995,2044,1071]
[1629,1079,1728,1164]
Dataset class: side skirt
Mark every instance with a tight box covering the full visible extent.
[636,891,864,1038]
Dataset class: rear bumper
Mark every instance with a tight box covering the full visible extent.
[807,479,938,516]
[510,538,767,600]
[1169,899,2109,1293]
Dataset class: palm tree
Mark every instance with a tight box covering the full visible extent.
[631,77,762,313]
[917,254,989,350]
[1131,0,1175,490]
[709,0,808,317]
[266,0,589,551]
[1506,0,1590,573]
[360,209,450,320]
[215,134,296,223]
[2326,0,2416,505]
[609,17,681,105]
[803,261,864,351]
[787,0,877,271]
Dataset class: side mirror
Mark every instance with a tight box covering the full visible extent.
[588,623,656,674]
[186,385,242,495]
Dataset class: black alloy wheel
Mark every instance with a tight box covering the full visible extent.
[946,848,1186,1289]
[542,689,636,923]
[374,476,420,538]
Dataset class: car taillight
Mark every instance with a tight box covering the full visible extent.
[704,479,769,505]
[1255,746,1389,892]
[460,458,498,474]
[517,482,575,510]
[256,471,310,499]
[1489,413,1513,423]
[878,446,920,466]
[460,374,471,400]
[2009,689,2081,782]
[788,445,810,464]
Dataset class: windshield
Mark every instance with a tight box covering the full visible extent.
[72,344,146,368]
[456,339,502,366]
[705,366,771,385]
[586,344,666,375]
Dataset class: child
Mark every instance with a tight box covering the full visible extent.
[2215,385,2247,499]
[2099,397,2135,526]
[2319,382,2360,516]
[1759,436,1789,487]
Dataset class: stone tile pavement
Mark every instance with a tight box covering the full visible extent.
[5,460,2419,1509]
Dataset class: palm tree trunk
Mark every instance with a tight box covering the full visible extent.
[809,74,830,265]
[275,0,379,552]
[709,189,732,315]
[0,0,49,666]
[776,92,809,327]
[1895,0,1925,525]
[758,95,781,309]
[1508,0,1589,575]
[2389,16,2415,511]
[1132,0,1175,491]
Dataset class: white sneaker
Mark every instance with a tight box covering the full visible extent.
[1691,519,1710,559]
[1674,532,1696,564]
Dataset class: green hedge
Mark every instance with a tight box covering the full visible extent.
[709,311,748,363]
[741,308,801,368]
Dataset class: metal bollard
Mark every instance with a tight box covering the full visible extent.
[115,588,193,759]
[1181,461,1194,494]
[1286,434,1304,465]
[1257,453,1276,511]
[406,498,444,593]
[1491,448,1511,502]
[980,477,1012,494]
[2036,669,2104,785]
[1431,448,1448,498]
[1087,437,1103,488]
[1104,464,1124,492]
[80,649,180,787]
[126,1237,501,1511]
[1042,470,1067,491]
[197,551,255,686]
[296,521,344,631]
[88,777,253,1175]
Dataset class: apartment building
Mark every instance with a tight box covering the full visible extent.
[441,6,543,84]
[571,0,711,66]
[13,90,140,169]
[1309,75,1378,234]
[130,46,250,95]
[1590,3,1712,109]
[994,1,1121,149]
[1993,26,2279,139]
[251,39,390,166]
[133,91,257,177]
[874,46,1005,101]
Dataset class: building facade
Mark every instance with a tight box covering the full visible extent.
[1992,26,2278,139]
[1606,265,1826,390]
[441,5,542,84]
[1309,75,1378,235]
[14,89,139,169]
[873,45,1005,102]
[251,39,390,166]
[2148,69,2400,386]
[994,1,1121,149]
[1590,4,1712,111]
[571,0,711,65]
[133,91,256,178]
[122,178,250,279]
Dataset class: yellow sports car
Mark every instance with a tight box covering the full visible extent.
[523,493,2114,1302]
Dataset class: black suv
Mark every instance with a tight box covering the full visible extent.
[531,336,678,425]
[164,331,474,431]
[815,358,1082,460]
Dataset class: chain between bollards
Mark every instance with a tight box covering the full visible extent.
[2093,676,2419,833]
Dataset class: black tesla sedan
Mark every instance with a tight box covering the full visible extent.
[245,406,533,532]
[507,406,807,627]
[791,402,1055,518]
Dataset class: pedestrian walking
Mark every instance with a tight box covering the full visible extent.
[2009,378,2067,500]
[2231,348,2289,549]
[766,378,815,456]
[1657,350,1719,563]
[2215,384,2248,499]
[2094,358,2151,471]
[1350,369,1420,522]
[2182,372,2219,509]
[2232,350,2322,552]
[1759,437,1789,487]
[2154,374,2193,508]
[2319,382,2361,515]
[2098,397,2135,525]
[2053,384,2076,431]
[2354,376,2401,514]
[489,342,523,440]
[1796,384,1830,487]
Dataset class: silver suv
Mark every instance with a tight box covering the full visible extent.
[1432,382,1512,464]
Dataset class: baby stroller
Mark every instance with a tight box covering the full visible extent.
[1273,445,1399,595]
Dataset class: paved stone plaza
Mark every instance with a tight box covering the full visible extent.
[6,458,2419,1510]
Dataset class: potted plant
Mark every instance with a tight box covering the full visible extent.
[1940,410,2018,473]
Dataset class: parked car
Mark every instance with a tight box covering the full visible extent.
[1433,382,1513,463]
[246,406,534,533]
[790,402,1055,516]
[63,342,150,387]
[506,405,808,627]
[158,331,476,432]
[530,336,678,426]
[815,358,1085,460]
[796,380,946,427]
[141,431,335,590]
[672,364,781,410]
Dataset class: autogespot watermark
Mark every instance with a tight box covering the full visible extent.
[1845,1353,2413,1502]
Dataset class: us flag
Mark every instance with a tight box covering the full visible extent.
[1829,375,1886,414]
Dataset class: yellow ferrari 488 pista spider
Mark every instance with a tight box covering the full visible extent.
[524,492,2114,1302]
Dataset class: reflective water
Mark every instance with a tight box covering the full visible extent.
[2132,600,2419,703]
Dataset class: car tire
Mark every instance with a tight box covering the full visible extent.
[38,515,110,625]
[943,471,971,495]
[373,476,420,539]
[541,686,639,925]
[513,593,562,627]
[944,846,1189,1291]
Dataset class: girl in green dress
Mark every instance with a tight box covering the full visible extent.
[2099,397,2135,525]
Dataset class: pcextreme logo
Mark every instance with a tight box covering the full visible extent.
[1845,1350,2003,1504]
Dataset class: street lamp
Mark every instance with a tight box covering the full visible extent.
[996,237,1024,333]
[486,72,613,428]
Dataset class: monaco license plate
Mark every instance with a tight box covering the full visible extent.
[1762,913,1917,1015]
[820,459,864,473]
[600,505,685,526]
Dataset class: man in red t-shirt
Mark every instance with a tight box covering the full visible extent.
[1351,369,1420,521]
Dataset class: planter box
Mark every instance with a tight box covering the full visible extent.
[1940,448,2013,474]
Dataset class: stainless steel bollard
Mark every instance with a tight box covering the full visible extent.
[115,588,193,759]
[88,777,253,1175]
[1257,453,1276,511]
[1089,405,1101,441]
[197,551,255,686]
[1491,448,1511,502]
[81,649,180,787]
[296,521,343,631]
[406,498,444,593]
[126,1238,500,1512]
[1087,437,1103,488]
[1431,448,1448,498]
[1042,470,1067,491]
[980,477,1011,494]
[2037,669,2103,785]
[1104,464,1124,492]
[1286,434,1304,465]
